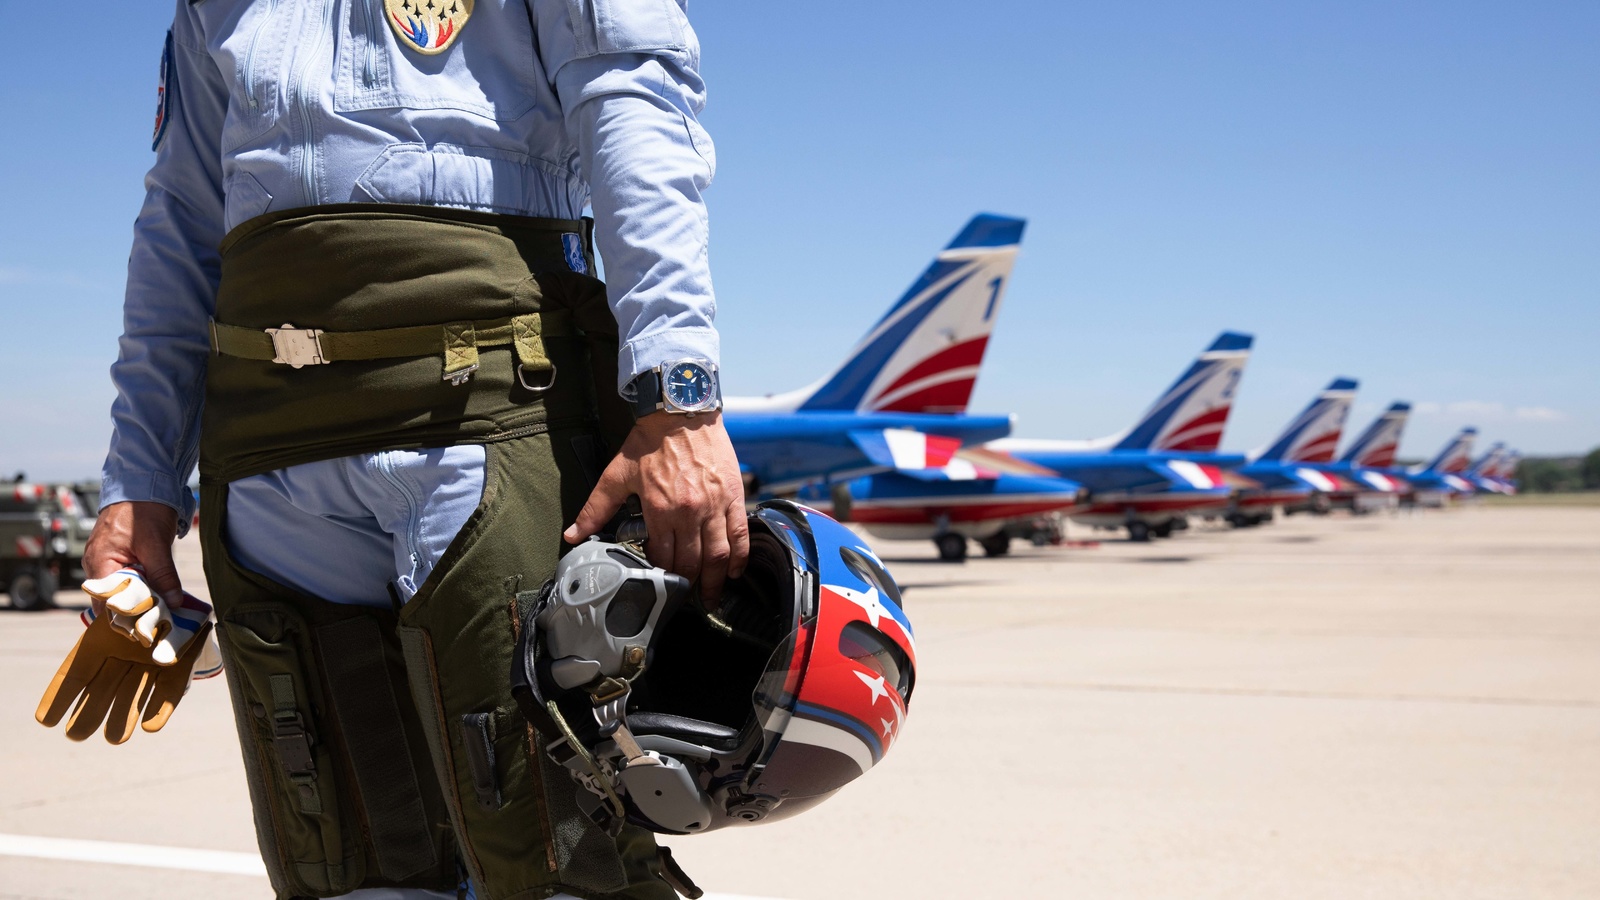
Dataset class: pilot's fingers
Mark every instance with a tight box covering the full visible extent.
[697,511,730,604]
[132,539,184,604]
[565,458,634,545]
[726,498,750,581]
[643,515,676,575]
[671,510,704,596]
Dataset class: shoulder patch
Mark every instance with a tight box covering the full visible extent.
[152,31,174,152]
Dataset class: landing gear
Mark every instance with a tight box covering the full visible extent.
[8,566,57,612]
[1150,521,1174,539]
[979,533,1011,557]
[935,533,968,562]
[1127,521,1152,542]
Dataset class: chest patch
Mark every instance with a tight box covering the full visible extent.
[385,0,474,55]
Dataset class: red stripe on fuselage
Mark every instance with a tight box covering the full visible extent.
[1079,496,1230,516]
[851,499,1082,525]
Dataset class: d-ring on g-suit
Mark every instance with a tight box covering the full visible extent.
[101,1,719,898]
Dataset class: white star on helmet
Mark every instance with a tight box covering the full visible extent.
[854,669,890,706]
[830,583,887,629]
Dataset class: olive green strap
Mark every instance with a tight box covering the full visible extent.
[268,673,323,815]
[210,312,569,378]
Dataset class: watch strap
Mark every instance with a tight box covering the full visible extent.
[627,368,663,419]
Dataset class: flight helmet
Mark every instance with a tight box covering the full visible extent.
[511,500,916,835]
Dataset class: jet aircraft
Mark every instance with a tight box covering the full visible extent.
[1231,378,1362,520]
[1465,442,1514,495]
[1318,401,1415,513]
[724,215,1024,495]
[1404,426,1479,507]
[803,446,1088,562]
[990,332,1254,541]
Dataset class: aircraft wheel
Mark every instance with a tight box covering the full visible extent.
[9,567,57,612]
[1127,521,1152,542]
[935,533,968,563]
[979,533,1011,557]
[1151,521,1174,538]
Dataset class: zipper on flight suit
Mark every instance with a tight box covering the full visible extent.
[373,450,424,592]
[289,0,337,203]
[358,0,381,87]
[242,0,280,110]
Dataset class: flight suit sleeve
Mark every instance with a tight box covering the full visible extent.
[101,3,228,534]
[533,0,720,395]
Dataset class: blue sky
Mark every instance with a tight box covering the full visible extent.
[1,1,1595,481]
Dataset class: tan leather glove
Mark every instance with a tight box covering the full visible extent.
[36,612,216,744]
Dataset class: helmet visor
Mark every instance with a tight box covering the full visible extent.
[752,622,810,732]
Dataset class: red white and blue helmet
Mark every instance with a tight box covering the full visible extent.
[512,500,916,835]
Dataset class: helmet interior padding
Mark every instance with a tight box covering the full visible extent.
[630,531,796,739]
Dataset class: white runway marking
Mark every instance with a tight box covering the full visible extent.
[0,832,784,898]
[0,832,267,875]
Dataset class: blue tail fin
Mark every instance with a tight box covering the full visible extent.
[1422,427,1478,473]
[1338,401,1412,468]
[1256,377,1359,463]
[793,214,1026,414]
[1115,332,1253,452]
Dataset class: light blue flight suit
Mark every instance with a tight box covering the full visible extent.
[102,1,721,896]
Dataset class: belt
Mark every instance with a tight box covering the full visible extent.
[210,311,572,388]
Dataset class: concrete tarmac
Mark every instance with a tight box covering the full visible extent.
[2,505,1597,898]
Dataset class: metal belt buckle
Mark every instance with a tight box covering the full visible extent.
[265,323,327,369]
[445,364,479,387]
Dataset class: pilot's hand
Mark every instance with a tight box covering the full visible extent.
[83,502,183,618]
[565,411,749,602]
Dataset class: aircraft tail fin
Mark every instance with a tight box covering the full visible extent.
[1495,450,1522,480]
[1114,331,1254,452]
[794,214,1025,414]
[1466,441,1506,477]
[1255,377,1359,463]
[1422,427,1478,474]
[1338,401,1412,468]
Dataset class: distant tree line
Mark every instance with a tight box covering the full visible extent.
[1517,448,1600,492]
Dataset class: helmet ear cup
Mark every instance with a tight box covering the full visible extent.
[607,571,690,640]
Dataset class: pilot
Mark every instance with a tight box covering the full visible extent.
[83,1,745,898]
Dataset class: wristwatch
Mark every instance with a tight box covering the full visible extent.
[627,359,722,419]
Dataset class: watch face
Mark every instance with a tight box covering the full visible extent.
[664,362,715,410]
